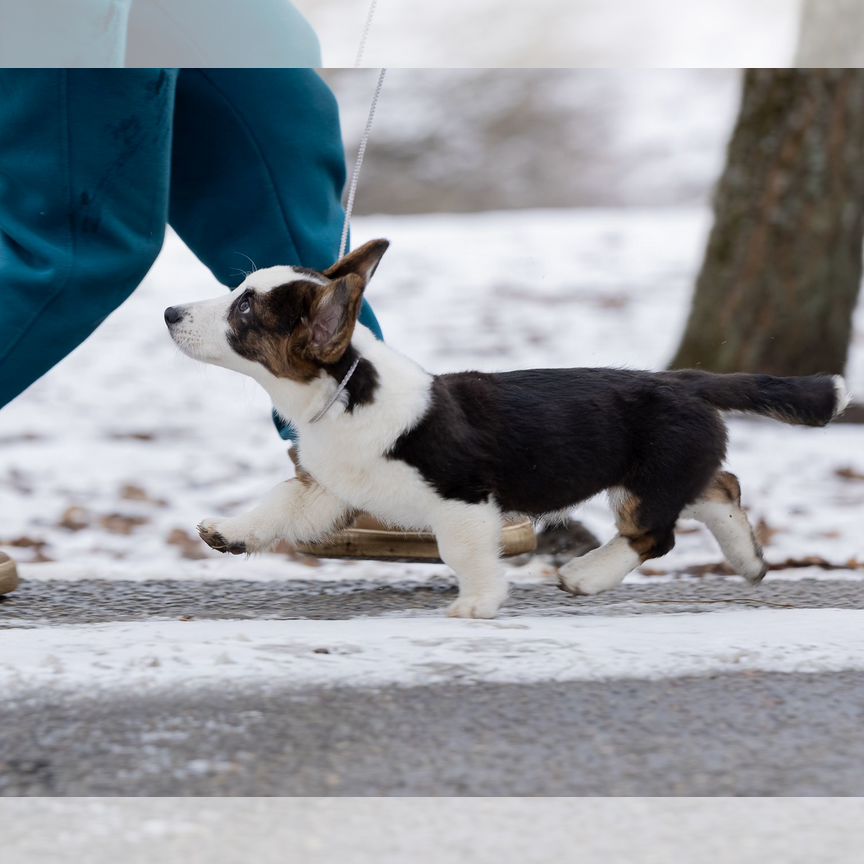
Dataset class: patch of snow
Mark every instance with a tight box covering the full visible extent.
[297,0,802,67]
[4,609,864,695]
[4,797,864,864]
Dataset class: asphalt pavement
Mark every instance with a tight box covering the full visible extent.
[2,575,863,795]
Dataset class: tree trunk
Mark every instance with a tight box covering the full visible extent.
[670,70,864,377]
[796,0,864,67]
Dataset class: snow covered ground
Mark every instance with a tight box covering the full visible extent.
[4,609,864,695]
[6,798,864,864]
[297,0,802,67]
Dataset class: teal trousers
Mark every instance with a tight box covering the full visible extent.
[0,70,382,436]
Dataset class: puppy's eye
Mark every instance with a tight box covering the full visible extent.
[238,297,252,314]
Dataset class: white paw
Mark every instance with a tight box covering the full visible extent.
[558,537,638,596]
[559,573,612,596]
[447,591,506,619]
[742,559,769,585]
[197,517,260,555]
[558,561,619,596]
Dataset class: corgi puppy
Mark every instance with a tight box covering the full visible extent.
[165,239,850,618]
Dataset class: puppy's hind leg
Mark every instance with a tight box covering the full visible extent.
[682,471,767,584]
[559,489,675,596]
[558,534,641,596]
[433,503,508,619]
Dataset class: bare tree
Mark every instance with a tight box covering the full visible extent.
[671,70,864,377]
[797,0,864,66]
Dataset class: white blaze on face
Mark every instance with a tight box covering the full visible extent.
[165,266,324,375]
[166,291,236,367]
[248,266,327,291]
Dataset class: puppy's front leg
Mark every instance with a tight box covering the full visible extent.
[433,504,509,619]
[198,478,351,555]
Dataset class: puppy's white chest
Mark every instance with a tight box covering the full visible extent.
[297,433,379,496]
[303,443,374,493]
[296,434,435,528]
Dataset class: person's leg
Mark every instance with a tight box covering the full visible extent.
[125,0,321,67]
[168,68,382,439]
[0,69,176,407]
[0,0,131,66]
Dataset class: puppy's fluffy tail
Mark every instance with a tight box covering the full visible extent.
[663,370,851,427]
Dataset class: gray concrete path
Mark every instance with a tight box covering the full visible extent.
[2,576,862,796]
[2,575,862,625]
[3,669,864,795]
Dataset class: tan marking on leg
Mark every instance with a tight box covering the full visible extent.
[702,470,742,506]
[609,487,640,535]
[288,446,316,487]
[627,533,661,561]
[608,487,662,562]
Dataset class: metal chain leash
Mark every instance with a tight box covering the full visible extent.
[338,0,386,259]
[354,0,379,67]
[338,67,387,259]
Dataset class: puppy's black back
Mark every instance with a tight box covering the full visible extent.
[388,367,726,515]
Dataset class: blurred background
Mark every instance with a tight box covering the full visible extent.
[1,1,863,67]
[326,69,739,212]
[300,0,802,66]
[331,68,864,382]
[302,0,864,67]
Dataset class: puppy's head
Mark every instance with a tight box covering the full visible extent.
[165,239,388,382]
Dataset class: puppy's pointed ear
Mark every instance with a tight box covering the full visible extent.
[306,274,365,364]
[324,238,389,284]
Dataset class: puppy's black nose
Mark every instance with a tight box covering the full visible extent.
[164,306,184,325]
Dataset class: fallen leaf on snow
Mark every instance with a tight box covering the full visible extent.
[165,528,210,560]
[756,517,781,546]
[835,466,864,482]
[99,513,150,535]
[58,506,90,531]
[119,483,167,507]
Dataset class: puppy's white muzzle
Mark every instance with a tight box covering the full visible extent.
[164,294,235,367]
